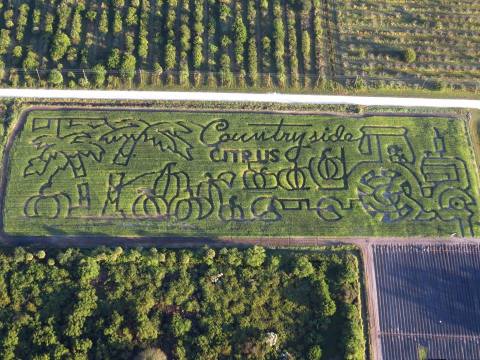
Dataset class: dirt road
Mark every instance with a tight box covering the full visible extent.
[0,88,480,108]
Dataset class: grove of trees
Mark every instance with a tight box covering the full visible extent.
[0,0,324,90]
[0,246,365,359]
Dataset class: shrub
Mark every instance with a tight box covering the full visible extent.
[308,345,322,360]
[431,80,447,91]
[403,48,416,63]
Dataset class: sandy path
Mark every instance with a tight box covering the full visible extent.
[0,88,479,108]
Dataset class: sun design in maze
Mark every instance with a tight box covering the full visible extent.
[357,169,418,223]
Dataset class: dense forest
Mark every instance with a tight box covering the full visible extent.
[0,246,365,359]
[0,0,327,89]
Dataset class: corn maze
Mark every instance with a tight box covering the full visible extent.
[2,109,480,237]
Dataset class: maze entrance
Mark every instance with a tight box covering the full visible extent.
[3,109,480,237]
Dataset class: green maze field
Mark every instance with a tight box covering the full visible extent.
[3,109,480,237]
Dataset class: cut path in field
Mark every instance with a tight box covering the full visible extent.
[1,88,480,109]
[3,108,478,237]
[2,93,480,360]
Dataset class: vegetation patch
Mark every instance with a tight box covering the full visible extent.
[2,0,478,93]
[0,246,365,359]
[0,0,325,90]
[3,108,480,237]
[337,0,480,91]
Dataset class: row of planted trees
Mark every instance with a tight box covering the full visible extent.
[0,0,328,89]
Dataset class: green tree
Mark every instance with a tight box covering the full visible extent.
[48,69,64,86]
[247,38,258,85]
[44,13,54,33]
[245,246,266,267]
[0,29,11,55]
[233,15,247,65]
[113,0,125,8]
[293,255,315,278]
[417,346,428,360]
[138,36,149,61]
[3,10,14,29]
[70,9,82,45]
[108,48,121,69]
[120,54,136,80]
[86,10,97,21]
[302,30,311,71]
[165,43,176,70]
[113,11,123,33]
[92,64,107,87]
[99,10,109,34]
[50,32,71,62]
[12,46,22,58]
[126,7,138,26]
[171,314,191,337]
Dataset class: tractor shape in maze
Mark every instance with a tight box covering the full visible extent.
[17,114,479,237]
[307,126,476,236]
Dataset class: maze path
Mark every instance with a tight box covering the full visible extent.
[2,109,479,237]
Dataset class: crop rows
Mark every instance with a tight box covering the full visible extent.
[1,0,480,92]
[336,0,480,91]
[0,0,326,89]
[373,244,480,360]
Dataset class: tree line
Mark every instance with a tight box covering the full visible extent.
[0,246,365,359]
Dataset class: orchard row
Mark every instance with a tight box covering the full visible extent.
[0,0,326,89]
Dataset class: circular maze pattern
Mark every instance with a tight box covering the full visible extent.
[357,169,414,223]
